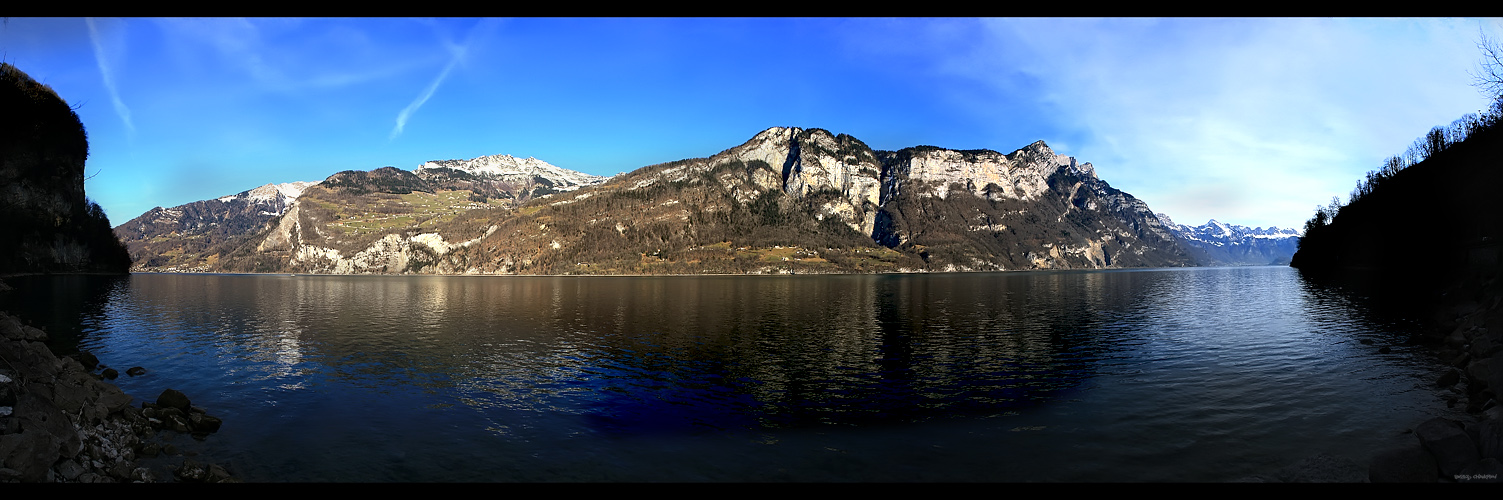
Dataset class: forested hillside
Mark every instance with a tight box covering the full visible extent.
[1290,96,1503,283]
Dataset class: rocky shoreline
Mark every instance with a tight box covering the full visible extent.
[0,305,236,483]
[1373,274,1503,483]
[1245,274,1503,483]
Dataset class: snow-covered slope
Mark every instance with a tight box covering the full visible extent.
[1156,213,1300,265]
[417,154,608,192]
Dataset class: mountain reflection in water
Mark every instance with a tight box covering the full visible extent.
[0,267,1464,481]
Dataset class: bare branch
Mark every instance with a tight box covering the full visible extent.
[1472,29,1503,98]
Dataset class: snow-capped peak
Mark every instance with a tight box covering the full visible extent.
[220,181,319,203]
[416,154,608,191]
[1158,215,1299,243]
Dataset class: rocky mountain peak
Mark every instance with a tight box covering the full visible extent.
[1021,139,1054,155]
[235,181,318,203]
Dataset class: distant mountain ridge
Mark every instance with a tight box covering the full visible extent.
[116,154,602,272]
[1156,213,1300,266]
[120,127,1211,274]
[116,181,319,271]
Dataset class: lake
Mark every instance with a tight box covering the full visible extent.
[0,266,1467,481]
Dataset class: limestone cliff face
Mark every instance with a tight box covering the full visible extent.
[0,63,129,274]
[519,126,1193,273]
[688,127,1190,270]
[710,127,884,235]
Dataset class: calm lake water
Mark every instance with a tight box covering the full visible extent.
[0,267,1468,481]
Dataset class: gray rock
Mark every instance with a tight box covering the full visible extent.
[1439,369,1463,388]
[174,458,208,482]
[1469,353,1503,396]
[195,414,222,433]
[1478,419,1503,460]
[125,367,145,377]
[1369,442,1438,482]
[207,463,236,483]
[107,460,134,481]
[1474,335,1503,359]
[1,390,83,481]
[16,325,47,343]
[156,389,191,413]
[95,389,132,415]
[54,458,85,481]
[1415,417,1482,477]
[0,315,21,341]
[76,352,98,371]
[0,416,19,434]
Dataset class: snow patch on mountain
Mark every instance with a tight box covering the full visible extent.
[1156,213,1300,265]
[416,154,608,191]
[219,181,319,204]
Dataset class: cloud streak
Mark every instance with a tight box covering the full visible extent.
[390,51,463,140]
[389,19,493,140]
[85,17,134,137]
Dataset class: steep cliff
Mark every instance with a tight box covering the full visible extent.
[0,63,129,275]
[179,126,1193,275]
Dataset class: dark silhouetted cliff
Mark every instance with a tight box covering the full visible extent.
[0,63,130,275]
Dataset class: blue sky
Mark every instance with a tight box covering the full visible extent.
[4,17,1500,231]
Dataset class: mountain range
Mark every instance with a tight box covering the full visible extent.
[1156,213,1301,266]
[115,127,1298,275]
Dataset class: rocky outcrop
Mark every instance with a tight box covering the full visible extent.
[0,63,130,275]
[0,309,233,483]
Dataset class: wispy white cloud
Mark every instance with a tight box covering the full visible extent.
[935,18,1502,229]
[390,52,463,140]
[85,17,134,137]
[389,19,496,140]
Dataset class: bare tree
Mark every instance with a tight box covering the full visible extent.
[1474,29,1503,98]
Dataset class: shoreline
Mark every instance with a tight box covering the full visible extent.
[0,278,234,483]
[1251,271,1503,482]
[120,263,1272,279]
